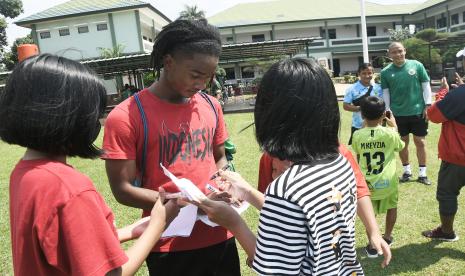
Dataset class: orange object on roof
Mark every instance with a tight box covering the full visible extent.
[17,44,39,62]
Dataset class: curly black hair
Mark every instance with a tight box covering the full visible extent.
[151,19,222,78]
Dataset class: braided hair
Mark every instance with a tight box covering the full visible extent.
[151,19,222,79]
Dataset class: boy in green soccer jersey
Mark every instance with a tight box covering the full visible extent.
[352,96,405,258]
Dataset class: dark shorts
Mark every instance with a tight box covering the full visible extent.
[436,161,465,216]
[396,114,428,137]
[348,126,360,145]
[146,238,240,276]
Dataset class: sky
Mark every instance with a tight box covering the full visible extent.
[4,0,427,46]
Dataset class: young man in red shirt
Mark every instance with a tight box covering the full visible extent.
[103,19,240,275]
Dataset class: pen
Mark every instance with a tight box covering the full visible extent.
[209,163,230,180]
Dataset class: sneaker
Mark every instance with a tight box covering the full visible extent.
[417,176,432,185]
[365,244,378,258]
[422,226,459,242]
[399,172,412,183]
[383,236,394,247]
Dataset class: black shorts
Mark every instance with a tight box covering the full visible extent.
[436,161,465,216]
[146,238,240,276]
[348,126,360,145]
[396,114,428,137]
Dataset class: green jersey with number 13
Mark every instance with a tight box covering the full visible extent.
[352,126,405,200]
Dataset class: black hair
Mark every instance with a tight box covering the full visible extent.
[0,54,107,159]
[360,96,385,120]
[151,19,222,78]
[254,57,340,163]
[358,62,373,73]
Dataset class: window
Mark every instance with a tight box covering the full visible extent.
[59,28,70,36]
[39,31,51,39]
[451,14,459,25]
[226,36,234,43]
[463,12,465,23]
[78,25,89,34]
[437,17,446,28]
[252,34,265,42]
[225,67,235,80]
[241,66,254,78]
[319,28,336,39]
[367,26,377,37]
[328,29,336,39]
[97,23,108,31]
[415,23,424,33]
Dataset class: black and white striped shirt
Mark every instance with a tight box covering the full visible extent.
[253,154,363,275]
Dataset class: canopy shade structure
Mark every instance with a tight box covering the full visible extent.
[81,53,152,75]
[81,37,319,75]
[219,37,318,63]
[0,37,318,79]
[431,32,465,48]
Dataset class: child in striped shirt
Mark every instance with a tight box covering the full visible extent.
[197,58,390,275]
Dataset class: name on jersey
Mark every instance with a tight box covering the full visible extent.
[360,141,386,150]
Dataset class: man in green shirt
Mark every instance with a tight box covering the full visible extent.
[381,42,432,185]
[352,96,405,258]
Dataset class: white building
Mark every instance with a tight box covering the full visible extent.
[208,0,465,80]
[15,0,171,93]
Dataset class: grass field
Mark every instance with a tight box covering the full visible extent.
[1,104,464,275]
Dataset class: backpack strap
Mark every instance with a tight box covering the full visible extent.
[352,85,374,106]
[365,85,374,97]
[133,92,148,187]
[132,91,219,187]
[199,92,218,129]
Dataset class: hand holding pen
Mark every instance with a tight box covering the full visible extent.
[210,163,231,180]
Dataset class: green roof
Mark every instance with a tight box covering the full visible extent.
[208,0,439,28]
[15,0,170,26]
[411,0,446,12]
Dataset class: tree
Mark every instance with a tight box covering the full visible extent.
[178,5,205,20]
[388,27,413,41]
[2,34,32,70]
[403,37,441,67]
[143,71,158,87]
[414,28,448,43]
[441,46,462,66]
[0,0,23,65]
[97,44,125,58]
[215,66,226,89]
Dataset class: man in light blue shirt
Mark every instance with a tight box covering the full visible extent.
[343,63,383,144]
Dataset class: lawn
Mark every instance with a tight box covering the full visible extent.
[1,103,464,275]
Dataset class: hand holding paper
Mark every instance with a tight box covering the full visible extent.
[160,163,207,203]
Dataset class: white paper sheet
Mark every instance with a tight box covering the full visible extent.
[160,164,250,231]
[161,204,198,238]
[161,163,207,202]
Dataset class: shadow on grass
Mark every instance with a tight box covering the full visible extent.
[358,240,465,275]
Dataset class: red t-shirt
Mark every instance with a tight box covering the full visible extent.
[428,86,465,166]
[103,89,231,252]
[257,144,370,198]
[10,159,128,276]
